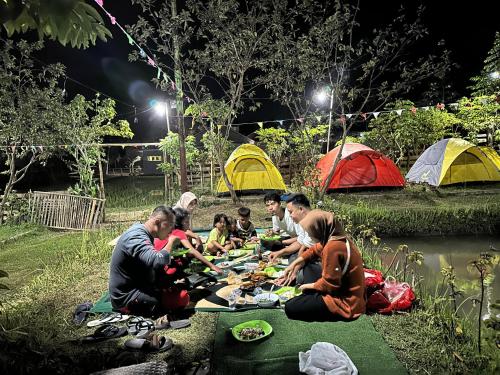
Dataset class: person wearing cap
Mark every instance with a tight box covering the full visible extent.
[279,209,366,322]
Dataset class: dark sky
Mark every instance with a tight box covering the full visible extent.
[38,0,498,142]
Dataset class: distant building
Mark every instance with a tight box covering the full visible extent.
[142,149,163,175]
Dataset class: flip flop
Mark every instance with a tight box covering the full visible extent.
[154,315,191,330]
[73,301,93,325]
[86,312,130,328]
[81,324,128,343]
[128,319,155,339]
[124,334,173,353]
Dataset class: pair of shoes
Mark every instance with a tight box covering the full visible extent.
[154,314,191,330]
[127,317,155,339]
[81,324,128,343]
[124,333,173,353]
[87,312,130,328]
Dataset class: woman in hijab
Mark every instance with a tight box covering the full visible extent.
[278,209,366,322]
[173,192,203,251]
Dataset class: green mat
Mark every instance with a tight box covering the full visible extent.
[212,310,407,375]
[89,291,113,314]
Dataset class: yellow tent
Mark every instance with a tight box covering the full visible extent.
[406,138,500,186]
[216,144,287,194]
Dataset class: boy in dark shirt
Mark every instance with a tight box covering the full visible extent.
[236,207,258,243]
[227,216,244,249]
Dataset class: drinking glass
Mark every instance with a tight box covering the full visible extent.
[227,291,238,310]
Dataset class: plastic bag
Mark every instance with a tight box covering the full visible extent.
[366,277,415,314]
[364,268,384,294]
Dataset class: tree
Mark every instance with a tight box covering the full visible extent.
[364,100,458,167]
[63,94,132,198]
[127,0,276,203]
[455,95,500,146]
[1,0,112,49]
[0,39,67,223]
[260,1,453,198]
[255,126,290,167]
[469,32,500,96]
[158,132,200,193]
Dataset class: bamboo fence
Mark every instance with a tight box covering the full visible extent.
[29,191,105,230]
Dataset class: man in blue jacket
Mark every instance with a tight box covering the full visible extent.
[109,205,182,317]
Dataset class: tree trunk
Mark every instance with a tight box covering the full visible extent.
[0,153,17,224]
[320,123,349,199]
[97,151,106,222]
[218,156,239,204]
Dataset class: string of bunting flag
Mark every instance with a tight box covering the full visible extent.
[92,1,461,129]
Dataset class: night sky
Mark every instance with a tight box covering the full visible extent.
[36,0,498,141]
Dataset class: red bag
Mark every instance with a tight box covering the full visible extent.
[367,277,415,314]
[364,268,385,295]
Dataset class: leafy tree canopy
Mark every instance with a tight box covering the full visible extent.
[455,95,500,144]
[469,32,500,96]
[1,0,112,49]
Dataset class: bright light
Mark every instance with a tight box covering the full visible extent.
[314,90,328,104]
[153,101,168,116]
[489,71,500,80]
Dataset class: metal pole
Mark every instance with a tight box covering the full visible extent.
[165,105,171,133]
[326,89,334,152]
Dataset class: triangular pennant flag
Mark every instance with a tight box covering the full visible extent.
[157,68,161,80]
[126,33,134,45]
[346,114,353,119]
[257,122,264,128]
[449,103,459,110]
[410,106,417,114]
[395,109,403,116]
[373,112,380,118]
[95,0,103,7]
[297,118,304,123]
[147,57,156,67]
[278,120,284,126]
[436,103,445,110]
[109,15,116,25]
[139,49,146,58]
[361,113,367,121]
[316,116,322,122]
[422,106,430,111]
[171,81,176,90]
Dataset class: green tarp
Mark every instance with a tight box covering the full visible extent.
[212,309,407,375]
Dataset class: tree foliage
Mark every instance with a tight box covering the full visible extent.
[455,95,500,145]
[158,132,200,177]
[469,32,500,96]
[0,39,67,222]
[63,94,132,197]
[364,100,458,165]
[1,0,112,49]
[255,126,290,167]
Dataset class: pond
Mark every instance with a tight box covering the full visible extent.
[381,235,500,319]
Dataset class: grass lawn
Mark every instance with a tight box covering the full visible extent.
[1,188,499,374]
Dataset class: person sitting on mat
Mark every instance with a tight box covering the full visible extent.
[236,207,259,243]
[109,206,190,317]
[173,191,203,252]
[154,207,223,275]
[226,216,244,250]
[278,209,366,322]
[263,191,298,250]
[205,213,230,255]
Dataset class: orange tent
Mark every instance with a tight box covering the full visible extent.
[316,143,405,190]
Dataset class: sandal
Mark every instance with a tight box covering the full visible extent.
[86,312,130,328]
[81,324,128,343]
[154,315,191,330]
[128,319,155,339]
[124,334,173,353]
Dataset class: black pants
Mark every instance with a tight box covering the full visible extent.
[284,262,337,322]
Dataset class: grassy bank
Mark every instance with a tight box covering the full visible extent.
[324,185,500,236]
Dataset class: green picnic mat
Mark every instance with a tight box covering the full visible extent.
[89,291,113,313]
[212,309,407,375]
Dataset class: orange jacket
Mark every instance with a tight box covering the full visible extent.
[301,239,366,320]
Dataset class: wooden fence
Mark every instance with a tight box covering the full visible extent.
[29,191,105,230]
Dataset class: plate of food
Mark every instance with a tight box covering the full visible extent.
[231,320,273,342]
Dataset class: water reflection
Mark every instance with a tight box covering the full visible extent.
[380,235,500,318]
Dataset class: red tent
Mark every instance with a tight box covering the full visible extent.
[316,143,405,190]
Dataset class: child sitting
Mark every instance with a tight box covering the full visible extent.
[236,207,258,243]
[226,216,244,249]
[205,213,230,255]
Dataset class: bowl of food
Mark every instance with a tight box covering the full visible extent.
[244,262,259,271]
[254,292,279,308]
[232,320,273,342]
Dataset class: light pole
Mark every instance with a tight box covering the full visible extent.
[154,101,171,133]
[314,87,334,152]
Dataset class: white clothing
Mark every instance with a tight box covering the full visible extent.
[296,223,315,248]
[272,209,297,237]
